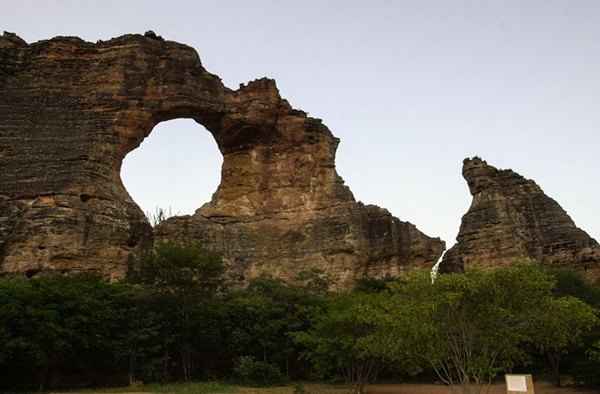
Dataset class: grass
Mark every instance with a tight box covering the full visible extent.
[52,382,355,394]
[67,381,235,394]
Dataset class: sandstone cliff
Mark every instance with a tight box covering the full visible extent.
[442,157,600,279]
[0,32,444,286]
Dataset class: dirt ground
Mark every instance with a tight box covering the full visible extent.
[235,383,600,394]
[364,383,599,394]
[53,382,600,394]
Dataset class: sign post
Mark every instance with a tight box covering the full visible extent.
[505,374,534,394]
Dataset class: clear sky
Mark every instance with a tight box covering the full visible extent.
[4,0,599,247]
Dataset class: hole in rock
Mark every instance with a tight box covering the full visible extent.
[121,119,222,226]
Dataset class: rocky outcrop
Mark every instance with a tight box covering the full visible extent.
[0,32,444,286]
[442,157,600,280]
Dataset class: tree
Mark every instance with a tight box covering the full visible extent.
[128,242,226,381]
[146,206,178,227]
[0,275,134,390]
[368,265,561,394]
[530,295,598,386]
[541,267,600,386]
[294,268,332,294]
[547,267,600,310]
[112,288,165,385]
[293,292,383,394]
[224,275,327,380]
[587,340,600,363]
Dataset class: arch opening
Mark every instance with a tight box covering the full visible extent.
[121,118,222,225]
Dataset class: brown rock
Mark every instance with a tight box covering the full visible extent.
[0,32,444,286]
[441,157,600,280]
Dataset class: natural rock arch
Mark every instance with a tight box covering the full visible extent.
[0,32,445,286]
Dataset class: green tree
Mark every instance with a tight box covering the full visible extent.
[293,292,383,394]
[587,340,600,362]
[368,265,559,394]
[531,295,598,386]
[543,267,600,386]
[0,275,134,389]
[112,288,165,384]
[233,355,286,386]
[224,275,326,380]
[128,242,226,381]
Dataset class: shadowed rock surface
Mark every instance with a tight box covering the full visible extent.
[0,32,444,286]
[442,157,600,280]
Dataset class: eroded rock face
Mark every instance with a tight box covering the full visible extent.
[442,157,600,280]
[0,32,444,286]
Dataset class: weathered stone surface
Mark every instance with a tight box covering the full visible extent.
[442,157,600,280]
[0,32,444,286]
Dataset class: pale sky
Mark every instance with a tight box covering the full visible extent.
[4,0,599,247]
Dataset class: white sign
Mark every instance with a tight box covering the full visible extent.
[506,375,527,392]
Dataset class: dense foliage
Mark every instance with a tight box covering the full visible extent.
[0,243,328,390]
[362,266,598,394]
[293,292,383,394]
[0,246,598,392]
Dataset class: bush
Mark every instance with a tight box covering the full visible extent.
[1,261,597,391]
[233,355,286,386]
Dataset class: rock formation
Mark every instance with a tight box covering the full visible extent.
[442,157,600,280]
[0,32,445,286]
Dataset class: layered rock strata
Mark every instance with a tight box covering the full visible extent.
[442,157,600,280]
[0,32,444,286]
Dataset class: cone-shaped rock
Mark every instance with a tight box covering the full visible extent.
[442,157,600,280]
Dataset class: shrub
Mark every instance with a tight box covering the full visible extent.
[233,355,286,386]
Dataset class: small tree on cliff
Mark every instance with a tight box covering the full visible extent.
[145,207,179,227]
